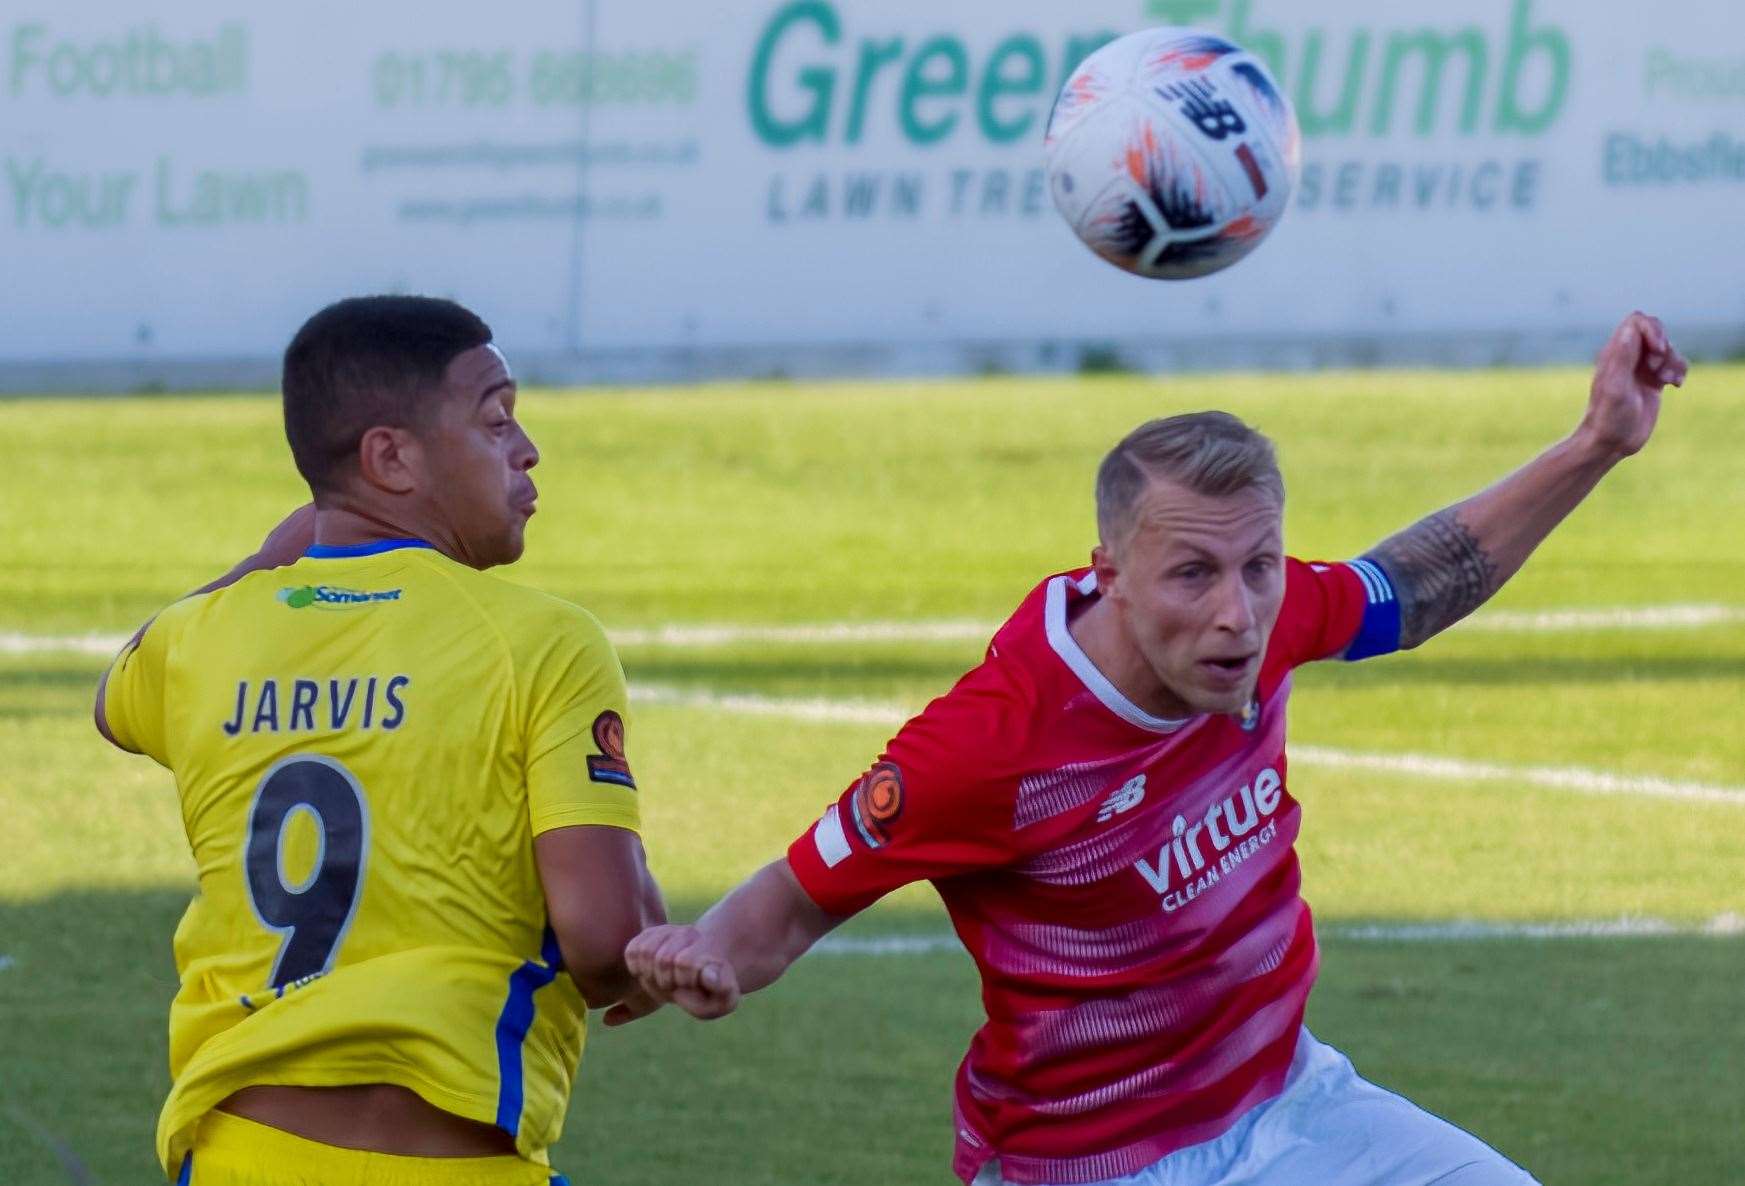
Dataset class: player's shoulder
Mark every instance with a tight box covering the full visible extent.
[1281,556,1344,607]
[457,564,600,622]
[149,586,215,632]
[987,565,1099,682]
[377,552,598,627]
[981,568,1073,674]
[125,581,230,658]
[888,625,1041,794]
[1284,554,1391,591]
[994,570,1068,640]
[431,561,616,662]
[1266,555,1397,671]
[1280,554,1396,624]
[916,657,1037,741]
[1263,557,1325,660]
[942,572,1063,730]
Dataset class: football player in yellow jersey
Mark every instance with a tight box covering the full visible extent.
[95,296,674,1186]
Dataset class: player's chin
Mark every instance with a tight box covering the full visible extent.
[1183,675,1256,717]
[1198,693,1252,718]
[476,522,527,568]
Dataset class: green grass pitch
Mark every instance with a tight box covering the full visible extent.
[2,367,1742,1184]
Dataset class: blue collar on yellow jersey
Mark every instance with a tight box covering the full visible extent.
[304,539,435,560]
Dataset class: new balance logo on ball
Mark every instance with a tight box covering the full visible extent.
[1097,775,1148,823]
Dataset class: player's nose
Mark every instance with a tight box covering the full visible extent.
[1212,574,1257,634]
[513,423,540,471]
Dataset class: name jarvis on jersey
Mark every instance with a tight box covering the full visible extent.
[222,675,411,736]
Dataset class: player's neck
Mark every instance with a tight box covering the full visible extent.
[1068,597,1196,721]
[311,503,452,558]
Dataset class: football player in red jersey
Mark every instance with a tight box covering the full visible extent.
[615,313,1686,1186]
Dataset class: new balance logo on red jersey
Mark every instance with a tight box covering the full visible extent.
[1096,775,1147,823]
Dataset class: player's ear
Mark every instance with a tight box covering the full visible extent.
[1091,542,1119,597]
[356,425,420,496]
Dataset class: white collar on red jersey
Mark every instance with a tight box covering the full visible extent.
[1045,572,1194,734]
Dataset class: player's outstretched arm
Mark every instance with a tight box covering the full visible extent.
[605,859,840,1026]
[95,505,317,749]
[1362,312,1688,650]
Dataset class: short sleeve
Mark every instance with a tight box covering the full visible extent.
[102,609,184,764]
[522,610,641,837]
[786,677,1023,918]
[1272,556,1402,668]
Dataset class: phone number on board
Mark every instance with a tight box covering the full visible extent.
[370,49,695,108]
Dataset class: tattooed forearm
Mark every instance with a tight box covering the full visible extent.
[1364,508,1501,649]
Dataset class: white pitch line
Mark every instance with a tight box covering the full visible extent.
[627,684,1745,807]
[0,632,125,657]
[0,623,995,657]
[616,604,1745,643]
[816,915,1745,955]
[817,936,965,956]
[1290,746,1745,806]
[612,604,1745,644]
[633,683,908,727]
[1454,604,1745,632]
[5,603,1741,658]
[1332,915,1745,942]
[610,620,995,647]
[1,636,1736,806]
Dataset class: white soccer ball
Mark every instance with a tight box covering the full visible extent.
[1045,28,1301,281]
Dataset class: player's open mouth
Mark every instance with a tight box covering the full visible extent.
[1200,655,1255,681]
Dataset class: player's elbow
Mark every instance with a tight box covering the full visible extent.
[550,914,642,1009]
[532,825,660,1008]
[565,960,635,1011]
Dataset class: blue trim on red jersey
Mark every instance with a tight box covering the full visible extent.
[303,539,434,559]
[493,926,564,1138]
[1344,558,1402,661]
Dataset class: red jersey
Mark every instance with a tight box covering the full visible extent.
[787,558,1401,1185]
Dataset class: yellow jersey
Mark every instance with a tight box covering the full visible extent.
[101,539,640,1177]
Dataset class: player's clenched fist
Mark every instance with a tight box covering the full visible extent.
[1581,311,1688,460]
[607,924,742,1026]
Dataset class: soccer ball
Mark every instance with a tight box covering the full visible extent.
[1045,28,1301,281]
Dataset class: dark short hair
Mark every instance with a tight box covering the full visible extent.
[282,296,493,494]
[1096,411,1285,546]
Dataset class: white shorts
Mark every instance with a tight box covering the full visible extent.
[974,1029,1539,1186]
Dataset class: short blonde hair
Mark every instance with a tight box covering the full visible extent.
[1095,411,1285,546]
